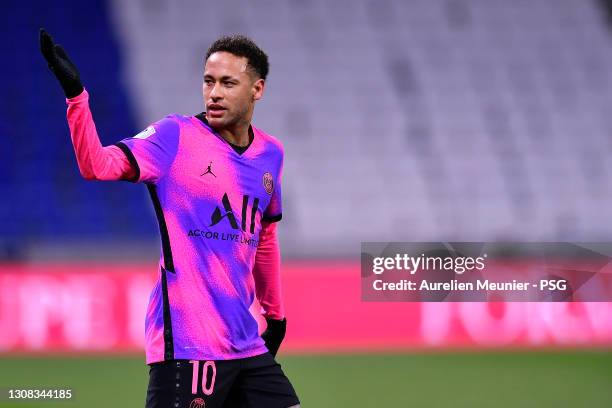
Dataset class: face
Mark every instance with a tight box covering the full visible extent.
[203,51,264,130]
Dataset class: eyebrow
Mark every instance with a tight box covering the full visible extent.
[204,74,239,81]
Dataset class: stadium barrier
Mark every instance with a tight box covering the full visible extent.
[0,262,611,353]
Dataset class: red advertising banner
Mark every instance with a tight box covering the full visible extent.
[0,262,611,354]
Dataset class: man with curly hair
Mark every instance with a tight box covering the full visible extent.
[40,29,300,408]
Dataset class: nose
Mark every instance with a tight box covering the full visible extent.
[209,82,222,101]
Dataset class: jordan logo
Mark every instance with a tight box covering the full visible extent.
[201,161,216,177]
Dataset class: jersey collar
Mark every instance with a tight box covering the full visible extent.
[194,112,255,156]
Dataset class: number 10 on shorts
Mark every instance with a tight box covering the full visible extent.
[190,360,217,395]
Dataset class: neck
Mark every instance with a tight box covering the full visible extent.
[217,119,251,147]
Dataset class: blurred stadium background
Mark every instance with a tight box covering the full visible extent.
[2,0,612,406]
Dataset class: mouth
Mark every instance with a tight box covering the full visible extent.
[207,104,227,118]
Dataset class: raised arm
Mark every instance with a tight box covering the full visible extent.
[40,28,135,181]
[66,90,135,180]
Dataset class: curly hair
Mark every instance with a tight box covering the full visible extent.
[205,35,269,80]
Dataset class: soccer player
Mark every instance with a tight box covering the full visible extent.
[40,29,300,408]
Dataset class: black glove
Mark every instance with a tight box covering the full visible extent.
[261,317,286,357]
[39,28,84,98]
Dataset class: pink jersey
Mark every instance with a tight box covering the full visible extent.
[115,113,284,363]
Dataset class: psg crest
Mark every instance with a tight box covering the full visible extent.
[263,172,274,195]
[189,397,205,408]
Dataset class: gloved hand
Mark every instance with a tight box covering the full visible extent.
[39,28,84,98]
[261,317,286,357]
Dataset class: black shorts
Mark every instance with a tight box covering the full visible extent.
[145,352,299,408]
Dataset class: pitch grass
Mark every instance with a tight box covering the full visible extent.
[0,350,610,407]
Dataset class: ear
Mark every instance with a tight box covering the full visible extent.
[252,78,265,101]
